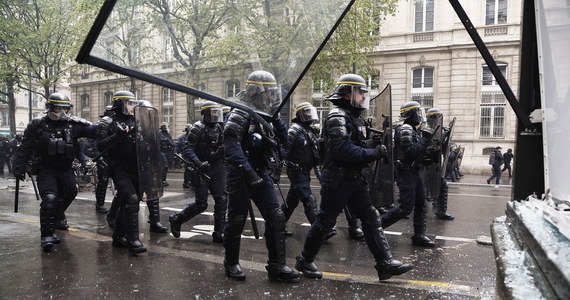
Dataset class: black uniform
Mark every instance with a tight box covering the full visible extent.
[159,126,174,186]
[382,122,435,247]
[12,116,97,251]
[97,109,148,253]
[169,120,227,242]
[223,109,299,281]
[282,122,319,229]
[502,149,514,177]
[175,133,193,188]
[0,137,10,175]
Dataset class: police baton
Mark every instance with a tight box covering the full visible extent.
[173,152,211,181]
[27,171,40,201]
[239,166,260,239]
[275,181,288,209]
[14,177,19,213]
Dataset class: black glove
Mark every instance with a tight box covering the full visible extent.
[244,168,263,187]
[13,167,25,180]
[198,161,210,172]
[373,144,388,160]
[270,170,280,184]
[420,127,434,140]
[372,133,383,146]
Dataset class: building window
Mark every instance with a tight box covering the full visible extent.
[226,79,240,99]
[480,64,507,138]
[164,35,174,61]
[411,67,434,109]
[104,91,113,107]
[312,97,330,128]
[81,94,89,109]
[163,106,173,125]
[312,80,324,94]
[486,0,507,26]
[368,74,380,91]
[134,88,142,100]
[163,88,174,104]
[414,0,434,32]
[1,111,8,126]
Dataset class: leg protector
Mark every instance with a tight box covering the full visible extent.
[124,194,146,254]
[381,205,412,229]
[435,182,454,220]
[301,194,318,225]
[40,193,59,252]
[106,195,120,229]
[212,194,227,243]
[345,207,364,240]
[147,199,167,233]
[223,213,247,280]
[95,176,109,213]
[360,206,413,280]
[301,214,337,262]
[264,209,301,283]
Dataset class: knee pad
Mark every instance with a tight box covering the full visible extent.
[302,195,317,211]
[196,201,208,212]
[314,214,336,234]
[41,193,59,210]
[267,208,286,230]
[124,194,140,212]
[361,206,382,230]
[226,213,247,236]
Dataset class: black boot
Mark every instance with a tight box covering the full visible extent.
[411,234,435,247]
[212,194,227,243]
[224,213,247,280]
[362,206,413,280]
[95,178,109,214]
[169,203,203,238]
[112,207,128,248]
[55,196,75,230]
[435,182,454,220]
[125,196,146,254]
[40,197,58,252]
[264,208,300,283]
[345,208,364,240]
[147,199,168,233]
[295,254,322,279]
[55,213,69,230]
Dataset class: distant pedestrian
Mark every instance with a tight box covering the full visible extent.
[487,146,503,186]
[502,148,514,177]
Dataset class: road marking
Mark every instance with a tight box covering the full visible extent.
[0,213,487,297]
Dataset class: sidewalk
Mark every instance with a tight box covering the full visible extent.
[448,173,513,188]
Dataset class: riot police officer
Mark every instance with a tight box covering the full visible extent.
[175,124,193,188]
[12,92,99,252]
[425,108,454,220]
[159,122,174,186]
[91,106,115,214]
[381,101,436,247]
[97,90,150,254]
[169,101,227,243]
[223,70,300,282]
[295,74,413,281]
[282,102,320,236]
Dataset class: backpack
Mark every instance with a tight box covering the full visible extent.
[489,152,495,165]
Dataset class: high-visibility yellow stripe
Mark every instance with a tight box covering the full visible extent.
[400,105,420,113]
[246,80,276,85]
[336,81,366,86]
[112,95,136,99]
[48,99,71,103]
[202,105,222,109]
[295,104,311,113]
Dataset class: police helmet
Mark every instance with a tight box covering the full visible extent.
[400,101,422,125]
[111,90,138,115]
[160,122,169,132]
[327,74,369,110]
[426,108,442,120]
[294,102,318,123]
[46,92,73,121]
[243,70,281,117]
[200,101,223,123]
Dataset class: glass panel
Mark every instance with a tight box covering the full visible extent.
[424,68,433,87]
[415,1,424,32]
[497,0,508,24]
[87,0,352,101]
[413,69,422,88]
[425,0,434,31]
[485,0,496,25]
[480,107,491,137]
[493,106,505,137]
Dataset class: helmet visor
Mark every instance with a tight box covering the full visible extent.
[297,106,318,123]
[205,107,223,123]
[122,99,139,115]
[350,86,369,110]
[246,83,282,117]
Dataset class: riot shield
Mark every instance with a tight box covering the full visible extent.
[134,105,163,201]
[456,146,465,167]
[422,114,443,201]
[441,117,456,174]
[369,84,394,208]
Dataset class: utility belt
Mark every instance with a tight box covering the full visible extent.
[324,162,364,189]
[396,160,419,171]
[286,161,313,173]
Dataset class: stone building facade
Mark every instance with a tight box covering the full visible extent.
[69,0,522,174]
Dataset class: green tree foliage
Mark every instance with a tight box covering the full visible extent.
[309,0,399,93]
[0,0,101,99]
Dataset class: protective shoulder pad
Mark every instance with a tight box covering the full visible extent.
[397,124,414,147]
[188,121,205,143]
[69,116,92,125]
[224,109,249,138]
[325,108,348,142]
[288,123,303,141]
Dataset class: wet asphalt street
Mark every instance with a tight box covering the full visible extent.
[0,171,512,299]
